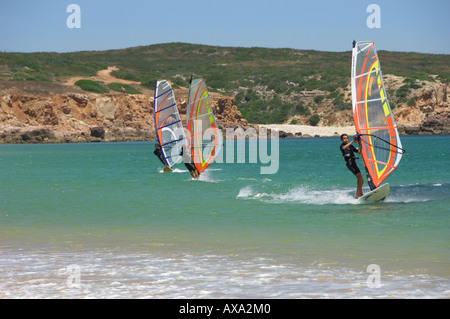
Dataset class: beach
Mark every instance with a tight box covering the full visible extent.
[258,124,356,137]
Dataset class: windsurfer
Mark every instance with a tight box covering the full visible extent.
[340,134,364,199]
[181,145,199,179]
[153,143,166,165]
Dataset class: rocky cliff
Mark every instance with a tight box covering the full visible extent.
[0,81,254,144]
[284,75,449,135]
[393,80,449,135]
[0,76,448,144]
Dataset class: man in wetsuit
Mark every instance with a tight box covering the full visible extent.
[340,133,364,199]
[153,143,166,165]
[181,145,199,179]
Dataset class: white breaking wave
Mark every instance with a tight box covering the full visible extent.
[2,249,448,299]
[196,170,221,183]
[237,182,441,205]
[158,168,186,173]
[237,186,255,198]
[237,186,359,205]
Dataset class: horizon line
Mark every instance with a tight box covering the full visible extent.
[1,42,449,56]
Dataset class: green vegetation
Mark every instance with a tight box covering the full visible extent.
[407,96,417,106]
[308,114,320,126]
[0,43,448,123]
[75,80,109,93]
[332,93,352,111]
[0,51,107,81]
[314,95,325,104]
[107,83,142,94]
[394,79,422,104]
[234,89,309,124]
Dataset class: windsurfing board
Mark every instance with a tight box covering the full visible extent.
[359,183,389,203]
[163,165,172,173]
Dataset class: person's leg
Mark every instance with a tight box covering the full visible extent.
[355,172,364,198]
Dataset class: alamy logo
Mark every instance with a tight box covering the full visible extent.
[366,264,381,288]
[167,122,280,175]
[66,4,81,29]
[66,264,81,288]
[218,127,279,175]
[366,4,381,29]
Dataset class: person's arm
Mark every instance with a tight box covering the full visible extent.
[341,140,355,151]
[350,144,361,154]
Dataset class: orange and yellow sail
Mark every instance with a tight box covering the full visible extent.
[351,41,404,190]
[186,78,222,174]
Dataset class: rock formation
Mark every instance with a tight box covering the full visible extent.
[285,75,449,135]
[0,76,448,144]
[0,81,255,144]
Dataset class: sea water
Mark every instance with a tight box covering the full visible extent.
[0,135,448,298]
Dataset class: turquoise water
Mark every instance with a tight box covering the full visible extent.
[0,135,449,298]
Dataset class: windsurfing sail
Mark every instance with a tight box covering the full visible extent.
[351,41,405,190]
[186,78,223,174]
[154,80,186,168]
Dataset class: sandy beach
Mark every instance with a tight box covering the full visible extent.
[258,124,356,138]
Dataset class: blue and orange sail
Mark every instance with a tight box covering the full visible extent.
[154,80,186,168]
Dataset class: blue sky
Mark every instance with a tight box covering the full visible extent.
[1,0,449,54]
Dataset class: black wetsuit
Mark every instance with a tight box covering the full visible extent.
[340,143,361,175]
[180,147,198,174]
[153,148,166,165]
[184,162,197,173]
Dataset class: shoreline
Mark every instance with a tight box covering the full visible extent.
[1,123,446,144]
[0,124,356,144]
[258,124,356,138]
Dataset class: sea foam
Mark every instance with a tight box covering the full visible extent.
[237,185,359,205]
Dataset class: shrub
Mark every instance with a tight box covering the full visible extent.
[141,78,158,89]
[75,80,109,93]
[407,96,417,106]
[308,114,320,126]
[314,95,325,104]
[107,82,142,94]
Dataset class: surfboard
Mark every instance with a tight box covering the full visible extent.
[359,183,389,202]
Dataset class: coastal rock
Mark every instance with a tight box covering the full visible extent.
[421,109,450,134]
[20,128,56,142]
[95,97,117,120]
[0,77,448,143]
[0,81,255,143]
[67,93,88,108]
[90,126,105,139]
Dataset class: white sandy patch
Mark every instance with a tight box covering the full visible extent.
[258,124,356,137]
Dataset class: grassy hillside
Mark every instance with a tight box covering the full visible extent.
[1,42,449,123]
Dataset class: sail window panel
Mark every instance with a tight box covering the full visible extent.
[362,100,389,134]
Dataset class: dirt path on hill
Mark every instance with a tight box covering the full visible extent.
[63,66,141,86]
